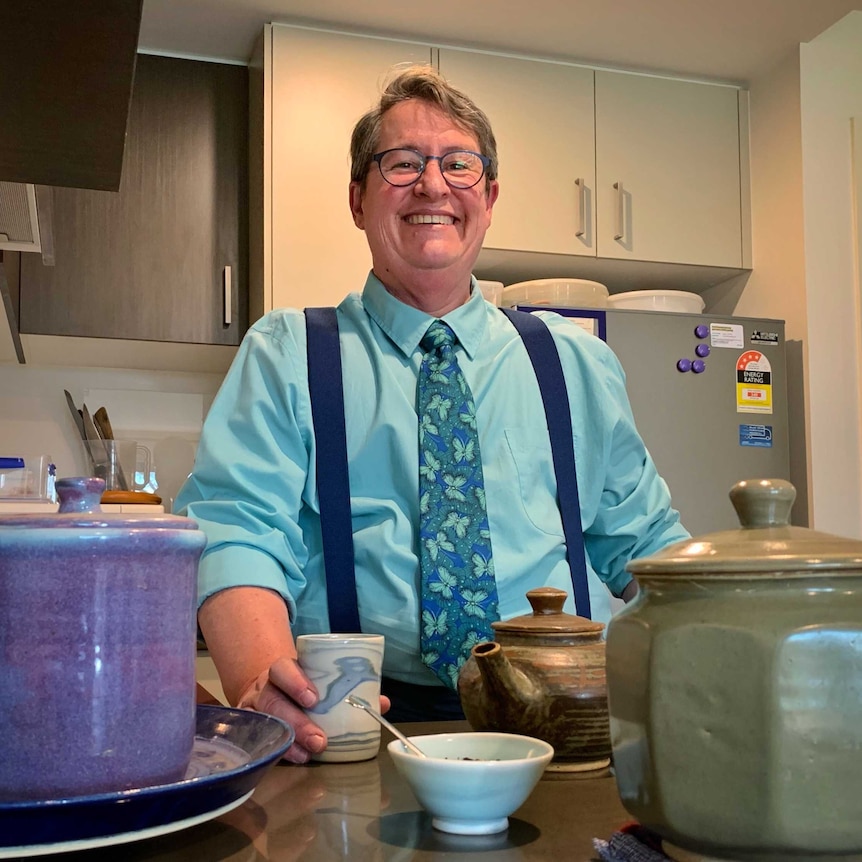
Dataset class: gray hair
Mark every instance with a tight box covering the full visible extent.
[349,64,498,190]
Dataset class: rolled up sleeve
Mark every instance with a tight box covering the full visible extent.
[174,310,315,619]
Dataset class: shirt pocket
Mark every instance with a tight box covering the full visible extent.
[503,427,565,538]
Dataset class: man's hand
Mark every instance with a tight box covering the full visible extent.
[237,656,328,764]
[200,586,391,764]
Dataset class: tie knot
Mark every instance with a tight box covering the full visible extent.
[420,320,457,354]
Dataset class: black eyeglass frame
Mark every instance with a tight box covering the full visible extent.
[370,148,492,189]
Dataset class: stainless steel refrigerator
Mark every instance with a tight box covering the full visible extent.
[514,305,790,535]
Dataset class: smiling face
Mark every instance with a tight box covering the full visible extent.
[349,99,499,315]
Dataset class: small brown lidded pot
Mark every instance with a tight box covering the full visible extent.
[458,587,611,763]
[0,477,207,801]
[606,479,862,861]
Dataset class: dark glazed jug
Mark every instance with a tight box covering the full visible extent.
[606,479,862,862]
[0,477,207,801]
[457,587,611,764]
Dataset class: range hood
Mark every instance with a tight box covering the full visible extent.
[0,183,47,255]
[0,0,143,193]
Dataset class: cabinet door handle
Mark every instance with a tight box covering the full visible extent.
[223,265,232,327]
[613,181,625,241]
[574,177,586,237]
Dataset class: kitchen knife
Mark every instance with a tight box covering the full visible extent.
[64,389,100,476]
[63,390,86,441]
[93,406,129,490]
[93,407,115,441]
[81,403,109,482]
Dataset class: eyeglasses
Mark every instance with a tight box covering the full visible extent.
[371,148,491,189]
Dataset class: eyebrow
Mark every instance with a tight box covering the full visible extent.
[386,145,480,155]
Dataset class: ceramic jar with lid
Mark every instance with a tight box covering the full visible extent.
[457,586,611,764]
[0,477,207,801]
[606,479,862,861]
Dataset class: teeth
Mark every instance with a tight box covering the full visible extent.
[405,214,455,225]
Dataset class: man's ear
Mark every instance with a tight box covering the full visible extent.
[485,179,500,220]
[349,181,365,230]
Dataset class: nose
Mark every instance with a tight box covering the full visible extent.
[413,157,449,196]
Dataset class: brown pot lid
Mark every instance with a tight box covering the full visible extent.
[491,587,604,634]
[628,478,862,577]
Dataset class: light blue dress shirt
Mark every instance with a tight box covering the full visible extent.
[176,273,689,685]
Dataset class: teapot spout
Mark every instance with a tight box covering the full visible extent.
[470,641,542,708]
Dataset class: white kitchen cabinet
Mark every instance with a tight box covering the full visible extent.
[439,49,749,271]
[595,70,746,268]
[251,28,751,310]
[254,25,433,314]
[439,50,596,257]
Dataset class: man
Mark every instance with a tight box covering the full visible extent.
[176,65,688,764]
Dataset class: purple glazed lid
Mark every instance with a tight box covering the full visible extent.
[0,476,201,531]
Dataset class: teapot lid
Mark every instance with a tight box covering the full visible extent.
[628,478,862,577]
[492,587,604,635]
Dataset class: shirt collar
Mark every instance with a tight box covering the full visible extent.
[361,272,489,359]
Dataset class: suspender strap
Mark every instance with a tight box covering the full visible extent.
[500,308,592,619]
[304,307,362,633]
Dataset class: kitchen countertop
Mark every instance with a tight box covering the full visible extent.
[30,720,630,861]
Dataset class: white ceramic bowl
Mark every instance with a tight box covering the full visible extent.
[607,289,705,314]
[502,278,609,309]
[387,731,554,835]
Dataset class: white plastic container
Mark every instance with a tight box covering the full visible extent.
[502,278,609,309]
[0,455,56,501]
[476,280,504,306]
[607,290,705,314]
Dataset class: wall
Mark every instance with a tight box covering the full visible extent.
[799,12,862,537]
[0,362,224,511]
[707,11,862,537]
[736,50,811,526]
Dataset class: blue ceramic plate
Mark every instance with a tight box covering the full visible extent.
[0,705,294,857]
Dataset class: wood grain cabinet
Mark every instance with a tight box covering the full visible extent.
[19,53,249,346]
[440,50,748,270]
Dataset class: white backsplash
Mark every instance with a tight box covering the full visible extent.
[0,363,225,511]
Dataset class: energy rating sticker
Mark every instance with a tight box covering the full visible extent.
[736,350,773,414]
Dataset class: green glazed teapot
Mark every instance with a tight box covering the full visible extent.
[606,478,862,862]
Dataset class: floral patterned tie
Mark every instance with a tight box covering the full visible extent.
[417,320,499,689]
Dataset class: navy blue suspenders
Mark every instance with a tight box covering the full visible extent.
[499,308,591,619]
[304,307,362,633]
[304,306,592,634]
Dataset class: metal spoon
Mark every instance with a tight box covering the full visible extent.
[345,694,428,757]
